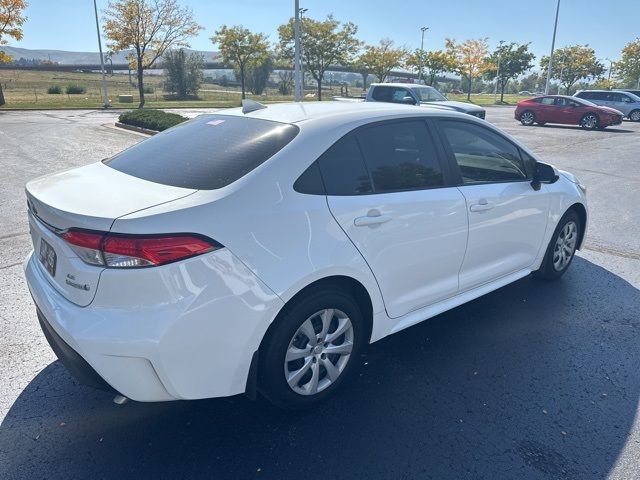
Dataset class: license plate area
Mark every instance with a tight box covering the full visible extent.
[39,238,57,277]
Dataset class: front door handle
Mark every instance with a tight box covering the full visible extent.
[354,210,392,227]
[469,199,494,212]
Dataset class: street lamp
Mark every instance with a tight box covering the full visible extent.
[299,7,308,93]
[544,0,561,95]
[493,40,505,104]
[418,26,429,84]
[93,0,110,108]
[606,58,614,82]
[293,0,303,101]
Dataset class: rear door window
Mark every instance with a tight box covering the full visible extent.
[105,115,299,190]
[356,120,445,192]
[316,134,373,195]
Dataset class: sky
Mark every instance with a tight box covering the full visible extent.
[10,0,638,65]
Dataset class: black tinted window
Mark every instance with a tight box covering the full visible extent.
[440,120,528,184]
[105,115,299,190]
[357,120,444,192]
[519,149,537,178]
[317,134,373,195]
[371,86,415,104]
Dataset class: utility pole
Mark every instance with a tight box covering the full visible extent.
[418,26,429,84]
[544,0,561,95]
[493,40,505,104]
[293,0,303,101]
[93,0,110,108]
[606,58,613,82]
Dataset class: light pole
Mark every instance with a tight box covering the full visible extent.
[606,58,614,82]
[493,40,505,104]
[299,8,308,93]
[544,0,561,95]
[418,26,429,84]
[293,0,303,101]
[93,0,110,108]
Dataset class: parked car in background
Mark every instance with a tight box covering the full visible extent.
[574,90,640,122]
[518,91,534,96]
[334,83,486,119]
[616,89,640,100]
[450,89,464,95]
[24,101,587,409]
[515,95,623,130]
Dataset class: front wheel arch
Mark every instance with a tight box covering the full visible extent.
[568,203,587,250]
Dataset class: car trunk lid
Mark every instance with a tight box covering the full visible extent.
[26,162,196,306]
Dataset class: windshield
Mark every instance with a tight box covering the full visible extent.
[105,115,299,190]
[413,86,448,102]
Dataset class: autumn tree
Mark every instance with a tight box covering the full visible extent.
[406,49,457,86]
[0,0,27,106]
[356,39,406,84]
[540,45,604,95]
[446,38,491,100]
[485,42,535,102]
[278,15,361,100]
[103,0,202,108]
[163,48,203,99]
[211,25,270,99]
[615,38,640,88]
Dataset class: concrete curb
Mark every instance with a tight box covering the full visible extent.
[114,122,158,136]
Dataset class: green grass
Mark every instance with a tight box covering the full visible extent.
[447,93,529,105]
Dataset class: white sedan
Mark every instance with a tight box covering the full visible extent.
[24,101,587,408]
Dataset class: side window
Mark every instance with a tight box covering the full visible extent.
[620,94,632,103]
[592,91,608,101]
[316,134,373,195]
[540,97,555,105]
[610,92,623,102]
[440,120,528,184]
[390,88,413,103]
[371,86,393,102]
[357,120,444,192]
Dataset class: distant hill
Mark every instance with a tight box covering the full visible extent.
[1,46,219,64]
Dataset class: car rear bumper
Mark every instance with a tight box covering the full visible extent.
[25,248,284,402]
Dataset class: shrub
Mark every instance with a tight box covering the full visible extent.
[65,84,86,94]
[163,48,204,99]
[118,109,187,132]
[143,85,155,94]
[47,85,62,94]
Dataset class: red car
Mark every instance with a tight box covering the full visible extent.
[515,95,623,130]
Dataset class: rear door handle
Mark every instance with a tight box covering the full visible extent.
[354,213,392,227]
[469,200,494,212]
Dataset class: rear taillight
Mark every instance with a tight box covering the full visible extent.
[61,230,221,268]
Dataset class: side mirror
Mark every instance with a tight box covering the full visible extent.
[401,96,417,105]
[531,162,559,191]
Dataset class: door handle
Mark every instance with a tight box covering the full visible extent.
[354,211,392,227]
[469,199,494,212]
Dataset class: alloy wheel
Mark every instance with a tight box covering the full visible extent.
[284,308,354,396]
[521,112,535,126]
[552,221,578,271]
[630,110,640,122]
[581,114,598,130]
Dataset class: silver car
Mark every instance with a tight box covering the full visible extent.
[574,90,640,121]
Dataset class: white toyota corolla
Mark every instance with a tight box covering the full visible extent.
[24,101,587,408]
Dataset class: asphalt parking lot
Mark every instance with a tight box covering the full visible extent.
[1,107,639,480]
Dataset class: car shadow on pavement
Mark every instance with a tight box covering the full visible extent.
[1,256,639,480]
[527,124,635,133]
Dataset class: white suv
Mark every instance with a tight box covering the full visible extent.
[24,102,587,408]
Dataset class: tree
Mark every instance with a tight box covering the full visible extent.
[278,15,361,100]
[0,0,27,106]
[103,0,202,108]
[446,38,491,100]
[163,48,203,99]
[355,39,406,84]
[211,25,269,100]
[615,38,640,88]
[406,49,457,86]
[540,45,604,95]
[485,42,535,102]
[245,56,274,95]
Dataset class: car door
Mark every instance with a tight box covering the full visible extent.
[556,97,584,124]
[436,119,551,292]
[320,119,468,319]
[535,97,557,123]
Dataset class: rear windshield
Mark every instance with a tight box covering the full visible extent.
[105,115,299,190]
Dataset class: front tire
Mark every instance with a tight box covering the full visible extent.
[533,210,581,281]
[520,111,536,126]
[259,287,365,409]
[580,113,599,130]
[629,109,640,122]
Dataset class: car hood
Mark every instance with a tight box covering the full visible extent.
[597,105,624,115]
[419,100,485,114]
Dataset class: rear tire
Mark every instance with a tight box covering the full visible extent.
[259,287,365,409]
[533,209,581,281]
[520,111,536,126]
[580,113,599,130]
[629,109,640,122]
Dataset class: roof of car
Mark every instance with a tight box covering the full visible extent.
[369,83,431,88]
[216,101,453,124]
